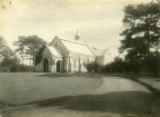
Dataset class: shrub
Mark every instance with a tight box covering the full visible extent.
[0,57,19,72]
[35,45,46,65]
[0,57,33,72]
[16,64,33,72]
[85,62,102,73]
[145,52,160,76]
[102,57,125,73]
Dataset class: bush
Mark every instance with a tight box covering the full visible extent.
[0,64,33,72]
[126,59,145,74]
[85,62,102,73]
[0,57,19,72]
[85,53,160,76]
[35,45,46,65]
[102,57,125,73]
[16,64,33,72]
[0,57,33,72]
[145,52,160,76]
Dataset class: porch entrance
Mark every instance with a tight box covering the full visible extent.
[56,60,61,72]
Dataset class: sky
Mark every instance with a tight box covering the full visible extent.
[0,0,154,61]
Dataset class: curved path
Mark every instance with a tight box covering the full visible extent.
[89,76,151,94]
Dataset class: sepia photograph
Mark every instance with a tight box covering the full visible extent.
[0,0,160,116]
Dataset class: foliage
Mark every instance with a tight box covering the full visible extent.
[0,37,20,72]
[144,52,160,76]
[120,2,160,60]
[35,45,46,65]
[14,35,46,65]
[116,2,160,76]
[0,61,33,72]
[0,37,33,72]
[16,64,33,72]
[85,62,102,73]
[85,56,144,74]
[0,57,19,72]
[0,37,15,60]
[102,57,124,73]
[0,36,5,50]
[85,2,160,76]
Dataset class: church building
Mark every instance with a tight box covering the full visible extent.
[35,34,95,73]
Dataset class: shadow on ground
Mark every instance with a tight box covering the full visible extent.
[37,73,100,78]
[25,91,160,116]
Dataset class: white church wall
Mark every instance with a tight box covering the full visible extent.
[69,54,93,73]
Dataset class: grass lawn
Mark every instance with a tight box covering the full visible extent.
[0,73,101,105]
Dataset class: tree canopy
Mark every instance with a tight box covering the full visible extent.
[0,37,20,71]
[14,35,46,65]
[35,45,46,66]
[0,37,15,60]
[119,2,160,75]
[120,2,160,60]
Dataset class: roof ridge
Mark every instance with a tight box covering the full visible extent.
[59,38,86,46]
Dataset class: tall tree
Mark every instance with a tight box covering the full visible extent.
[0,36,5,60]
[0,37,15,60]
[119,2,160,73]
[0,37,19,71]
[14,35,46,65]
[120,2,160,60]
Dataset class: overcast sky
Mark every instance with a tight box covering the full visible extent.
[0,0,153,60]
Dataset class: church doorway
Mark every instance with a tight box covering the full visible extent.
[43,58,49,72]
[56,60,61,72]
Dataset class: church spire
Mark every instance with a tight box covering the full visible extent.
[75,28,80,41]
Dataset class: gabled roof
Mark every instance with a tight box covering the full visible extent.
[59,38,94,56]
[48,46,62,57]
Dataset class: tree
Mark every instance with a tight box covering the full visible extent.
[35,45,46,65]
[120,2,160,73]
[102,57,125,73]
[0,36,7,60]
[145,51,160,76]
[0,37,15,60]
[1,57,19,72]
[120,2,160,56]
[0,37,20,71]
[14,35,46,65]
